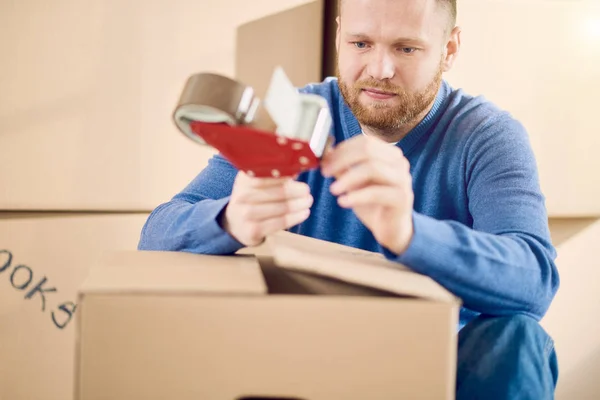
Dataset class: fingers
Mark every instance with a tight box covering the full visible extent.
[254,208,312,238]
[224,172,313,246]
[239,180,310,203]
[243,194,314,221]
[230,202,310,246]
[321,135,403,177]
[238,172,295,189]
[337,185,412,208]
[329,161,406,196]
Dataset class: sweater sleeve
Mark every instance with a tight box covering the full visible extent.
[137,153,245,255]
[385,115,560,320]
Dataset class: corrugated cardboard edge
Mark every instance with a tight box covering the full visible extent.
[266,233,461,304]
[74,285,89,400]
[78,250,267,295]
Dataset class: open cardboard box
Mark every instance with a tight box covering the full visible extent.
[74,231,461,400]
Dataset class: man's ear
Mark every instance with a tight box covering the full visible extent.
[442,26,461,72]
[335,16,341,53]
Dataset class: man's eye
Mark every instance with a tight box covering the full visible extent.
[401,47,416,54]
[353,42,367,49]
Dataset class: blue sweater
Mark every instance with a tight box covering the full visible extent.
[138,78,560,329]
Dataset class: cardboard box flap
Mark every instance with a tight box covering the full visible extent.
[267,232,459,303]
[79,250,267,295]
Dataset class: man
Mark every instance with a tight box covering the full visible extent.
[138,0,560,397]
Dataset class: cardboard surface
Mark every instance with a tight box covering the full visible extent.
[78,296,455,400]
[543,218,600,399]
[81,250,266,295]
[0,213,148,400]
[235,0,324,100]
[267,232,459,302]
[75,233,459,400]
[442,0,600,216]
[0,0,322,210]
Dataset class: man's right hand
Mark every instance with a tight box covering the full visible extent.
[219,171,313,246]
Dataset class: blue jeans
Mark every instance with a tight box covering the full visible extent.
[456,314,559,399]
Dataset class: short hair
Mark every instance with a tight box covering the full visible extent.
[439,0,457,28]
[338,0,457,30]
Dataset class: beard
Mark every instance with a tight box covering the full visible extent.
[337,61,444,135]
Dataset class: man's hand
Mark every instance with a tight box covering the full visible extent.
[220,172,313,247]
[321,135,414,255]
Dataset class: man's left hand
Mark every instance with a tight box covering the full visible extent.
[321,135,414,255]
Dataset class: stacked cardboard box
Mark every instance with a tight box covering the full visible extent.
[0,213,149,400]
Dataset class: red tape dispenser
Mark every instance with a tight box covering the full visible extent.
[172,67,333,178]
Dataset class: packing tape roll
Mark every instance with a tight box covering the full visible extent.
[173,73,276,145]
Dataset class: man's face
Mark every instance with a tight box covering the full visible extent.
[336,0,453,133]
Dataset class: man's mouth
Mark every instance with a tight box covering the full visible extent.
[362,88,397,99]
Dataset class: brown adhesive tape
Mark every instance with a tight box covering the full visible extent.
[173,73,276,145]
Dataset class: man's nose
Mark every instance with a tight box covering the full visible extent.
[366,49,395,80]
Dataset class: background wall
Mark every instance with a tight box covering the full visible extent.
[543,218,600,399]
